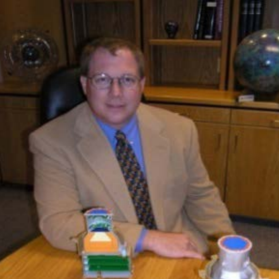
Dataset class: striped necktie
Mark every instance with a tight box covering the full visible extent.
[115,130,156,230]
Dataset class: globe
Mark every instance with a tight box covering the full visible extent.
[234,29,279,99]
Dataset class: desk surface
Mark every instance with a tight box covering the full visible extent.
[0,236,278,279]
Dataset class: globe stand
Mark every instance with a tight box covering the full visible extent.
[241,89,279,103]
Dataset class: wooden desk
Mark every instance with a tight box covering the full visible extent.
[0,236,278,279]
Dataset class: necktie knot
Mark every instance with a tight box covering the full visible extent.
[115,130,126,141]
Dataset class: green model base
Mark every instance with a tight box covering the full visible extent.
[83,254,131,273]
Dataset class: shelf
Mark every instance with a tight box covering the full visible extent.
[143,0,231,90]
[149,39,221,48]
[0,81,40,95]
[144,86,238,107]
[67,0,134,2]
[144,86,279,111]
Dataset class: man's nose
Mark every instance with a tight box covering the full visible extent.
[110,78,122,96]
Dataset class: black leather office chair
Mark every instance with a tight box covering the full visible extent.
[40,67,86,124]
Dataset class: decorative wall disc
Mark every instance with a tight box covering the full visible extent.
[1,29,59,82]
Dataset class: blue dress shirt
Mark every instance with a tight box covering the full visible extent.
[95,115,147,252]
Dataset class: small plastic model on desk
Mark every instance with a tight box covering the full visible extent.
[81,208,132,278]
[200,235,265,279]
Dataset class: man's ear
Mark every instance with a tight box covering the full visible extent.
[140,77,146,92]
[80,76,87,95]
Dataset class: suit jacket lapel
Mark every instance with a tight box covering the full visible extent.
[74,104,138,222]
[137,105,170,230]
[73,103,170,230]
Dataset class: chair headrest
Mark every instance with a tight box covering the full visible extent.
[40,67,86,124]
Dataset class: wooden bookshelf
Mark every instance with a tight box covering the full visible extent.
[149,39,221,47]
[143,0,231,90]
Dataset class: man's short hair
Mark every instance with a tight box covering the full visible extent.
[80,37,145,78]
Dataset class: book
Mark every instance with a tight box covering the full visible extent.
[202,0,218,40]
[214,0,224,40]
[246,0,256,35]
[238,0,249,42]
[253,0,264,32]
[193,0,206,39]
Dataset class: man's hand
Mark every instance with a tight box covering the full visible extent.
[142,230,205,259]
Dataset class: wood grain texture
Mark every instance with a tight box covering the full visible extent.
[149,103,230,123]
[151,46,220,88]
[149,39,221,47]
[231,109,279,127]
[0,96,39,184]
[0,236,278,279]
[196,122,229,199]
[227,111,279,220]
[144,86,279,110]
[262,0,279,29]
[145,92,279,220]
[150,103,230,200]
[63,0,140,64]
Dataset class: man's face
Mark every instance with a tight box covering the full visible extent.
[80,48,145,129]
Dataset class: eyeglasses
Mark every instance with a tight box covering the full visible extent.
[87,73,141,89]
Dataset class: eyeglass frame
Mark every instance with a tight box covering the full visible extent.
[86,73,142,90]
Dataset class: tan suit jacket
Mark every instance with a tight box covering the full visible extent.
[29,102,234,254]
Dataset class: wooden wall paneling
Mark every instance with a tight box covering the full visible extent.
[86,2,137,41]
[142,0,153,85]
[63,0,140,65]
[262,0,279,29]
[226,124,279,220]
[152,46,220,88]
[149,103,231,199]
[0,96,39,184]
[134,0,141,47]
[218,0,232,90]
[63,0,77,64]
[228,0,240,90]
[196,122,229,199]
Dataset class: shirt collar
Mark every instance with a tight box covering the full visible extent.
[95,115,138,143]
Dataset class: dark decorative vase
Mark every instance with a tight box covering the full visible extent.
[164,21,179,39]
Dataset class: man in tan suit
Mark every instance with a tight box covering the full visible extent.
[30,38,234,259]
